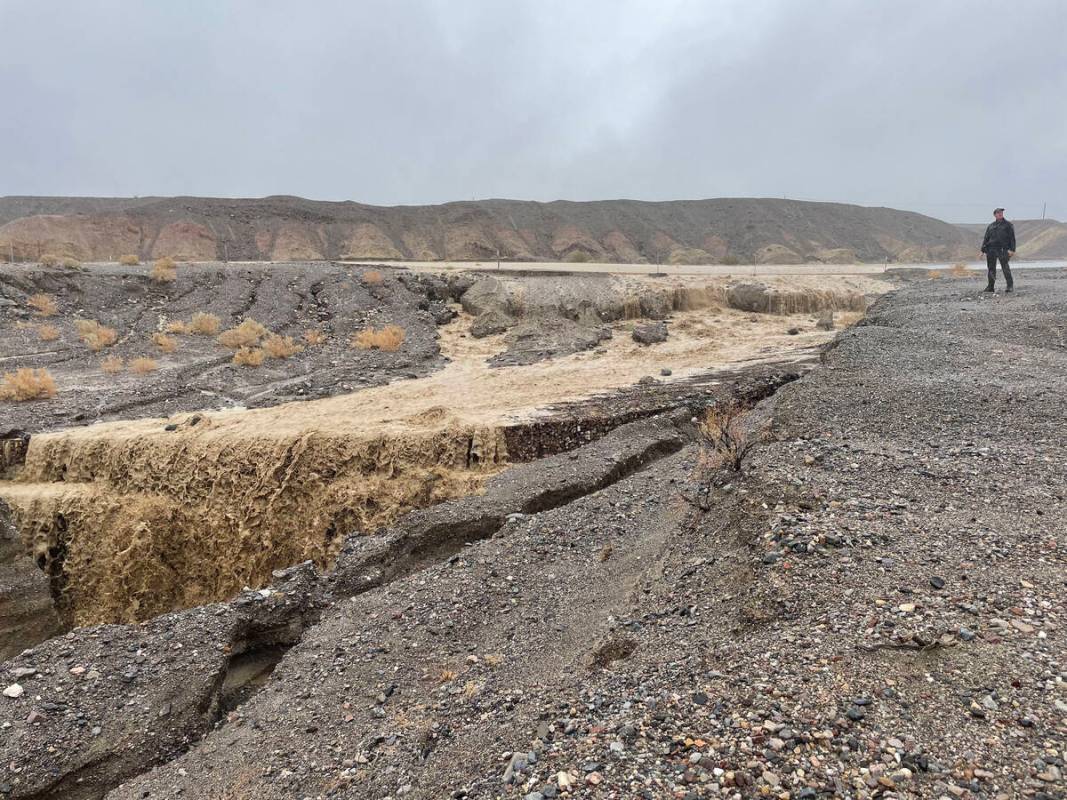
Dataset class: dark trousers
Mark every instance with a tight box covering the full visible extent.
[986,249,1013,289]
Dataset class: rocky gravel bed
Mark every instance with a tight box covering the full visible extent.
[2,271,1065,799]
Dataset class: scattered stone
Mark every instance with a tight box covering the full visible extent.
[2,684,23,699]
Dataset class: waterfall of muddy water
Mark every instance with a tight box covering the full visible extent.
[0,274,890,627]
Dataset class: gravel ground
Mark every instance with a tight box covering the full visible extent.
[2,270,1065,799]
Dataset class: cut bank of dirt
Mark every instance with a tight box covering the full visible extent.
[0,267,889,628]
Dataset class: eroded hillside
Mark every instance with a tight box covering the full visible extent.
[0,195,978,265]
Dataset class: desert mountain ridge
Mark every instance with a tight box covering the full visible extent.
[0,194,1063,265]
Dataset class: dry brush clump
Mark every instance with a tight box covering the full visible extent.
[362,269,385,285]
[188,312,221,335]
[949,262,971,278]
[303,329,327,346]
[75,320,118,351]
[37,324,60,342]
[119,254,140,266]
[27,293,58,317]
[699,400,758,473]
[0,368,57,401]
[38,253,60,267]
[233,346,266,367]
[151,257,177,283]
[262,333,303,359]
[165,320,190,334]
[128,357,158,374]
[100,356,124,374]
[151,333,179,353]
[61,256,81,269]
[351,324,405,352]
[218,318,268,349]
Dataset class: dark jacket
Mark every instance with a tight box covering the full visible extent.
[982,218,1016,253]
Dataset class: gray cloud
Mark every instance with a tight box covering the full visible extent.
[1,0,1064,220]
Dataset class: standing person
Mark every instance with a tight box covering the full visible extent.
[980,208,1016,293]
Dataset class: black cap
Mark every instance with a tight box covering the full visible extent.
[994,207,1005,213]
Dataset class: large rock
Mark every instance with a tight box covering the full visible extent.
[632,321,668,345]
[726,283,773,313]
[460,276,513,317]
[0,499,61,660]
[470,309,514,338]
[638,291,672,320]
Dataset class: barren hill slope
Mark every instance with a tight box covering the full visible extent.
[0,195,976,265]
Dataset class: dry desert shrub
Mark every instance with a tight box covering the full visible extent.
[37,324,60,342]
[699,400,757,473]
[232,346,265,367]
[303,329,327,346]
[151,257,177,283]
[0,368,57,401]
[218,318,268,349]
[262,333,303,359]
[188,312,221,335]
[362,269,384,285]
[165,320,190,334]
[39,253,60,267]
[151,333,178,353]
[27,293,58,317]
[351,324,405,352]
[119,254,140,266]
[928,269,943,280]
[61,256,81,268]
[128,357,158,374]
[438,668,458,683]
[949,262,970,278]
[75,319,118,351]
[100,355,124,374]
[564,250,592,263]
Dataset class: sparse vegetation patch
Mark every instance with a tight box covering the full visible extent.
[119,254,140,266]
[188,312,221,335]
[100,355,124,374]
[152,257,177,283]
[0,368,57,401]
[352,324,406,352]
[128,357,158,374]
[233,346,266,366]
[28,293,58,316]
[262,334,303,359]
[699,400,757,473]
[76,320,119,351]
[218,319,268,349]
[303,329,327,346]
[37,324,60,342]
[362,269,384,285]
[152,333,178,353]
[39,253,60,267]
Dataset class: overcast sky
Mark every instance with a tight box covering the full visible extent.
[2,0,1065,221]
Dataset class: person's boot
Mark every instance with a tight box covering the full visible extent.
[983,284,995,293]
[1006,284,1014,293]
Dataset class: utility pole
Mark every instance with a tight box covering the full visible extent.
[1042,202,1046,220]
